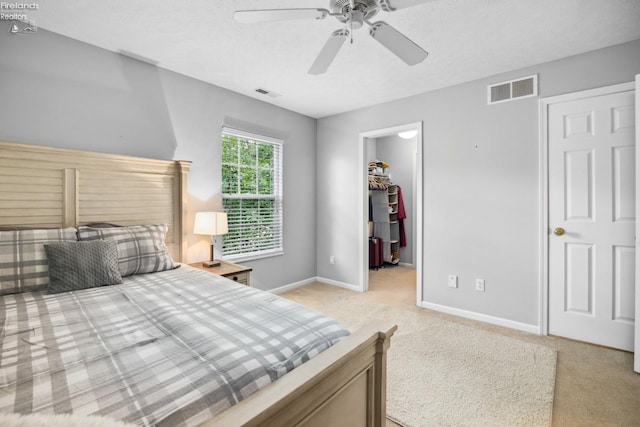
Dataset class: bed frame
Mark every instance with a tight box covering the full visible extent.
[0,141,396,426]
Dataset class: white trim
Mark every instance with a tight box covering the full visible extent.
[221,126,284,145]
[398,262,415,268]
[221,128,284,260]
[415,127,423,307]
[269,276,364,295]
[635,73,640,373]
[358,132,367,293]
[316,276,363,293]
[224,250,284,263]
[359,122,424,307]
[538,96,550,336]
[420,301,540,335]
[538,81,635,338]
[268,277,317,294]
[541,81,634,105]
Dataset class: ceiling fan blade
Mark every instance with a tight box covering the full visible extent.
[308,29,350,75]
[234,8,329,24]
[379,0,431,12]
[369,21,428,66]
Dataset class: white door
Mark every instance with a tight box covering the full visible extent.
[548,89,635,351]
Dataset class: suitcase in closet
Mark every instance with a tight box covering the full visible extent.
[369,237,384,270]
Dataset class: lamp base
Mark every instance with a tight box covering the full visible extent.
[202,260,221,268]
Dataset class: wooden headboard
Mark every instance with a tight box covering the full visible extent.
[0,141,191,262]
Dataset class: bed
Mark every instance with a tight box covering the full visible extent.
[0,141,396,426]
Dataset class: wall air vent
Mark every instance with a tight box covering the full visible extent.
[254,87,282,98]
[487,75,538,105]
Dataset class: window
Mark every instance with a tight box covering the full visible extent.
[221,127,283,260]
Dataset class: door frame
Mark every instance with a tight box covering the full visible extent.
[635,73,639,372]
[358,122,423,306]
[538,81,636,337]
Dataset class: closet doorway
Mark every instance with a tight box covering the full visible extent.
[358,122,423,306]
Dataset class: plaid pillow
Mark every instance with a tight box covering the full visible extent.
[0,227,78,295]
[77,224,176,277]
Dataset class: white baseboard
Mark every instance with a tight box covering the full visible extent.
[269,276,362,294]
[420,301,540,335]
[268,277,317,294]
[398,262,415,268]
[316,276,363,293]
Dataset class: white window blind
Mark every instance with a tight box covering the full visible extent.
[221,127,283,260]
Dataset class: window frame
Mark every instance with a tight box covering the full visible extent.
[220,127,284,262]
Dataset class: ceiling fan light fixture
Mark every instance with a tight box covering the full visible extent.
[349,9,365,29]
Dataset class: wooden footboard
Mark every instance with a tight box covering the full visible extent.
[203,323,397,427]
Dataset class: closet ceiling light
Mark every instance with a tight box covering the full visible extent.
[398,130,417,139]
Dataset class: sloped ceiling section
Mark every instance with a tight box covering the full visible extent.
[27,0,640,118]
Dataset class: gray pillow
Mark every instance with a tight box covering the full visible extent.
[44,240,123,294]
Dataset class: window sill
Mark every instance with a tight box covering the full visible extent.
[223,250,284,264]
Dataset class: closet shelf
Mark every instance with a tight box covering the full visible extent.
[369,166,402,266]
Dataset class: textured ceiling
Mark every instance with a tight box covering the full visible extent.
[28,0,640,118]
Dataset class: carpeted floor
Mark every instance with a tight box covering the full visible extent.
[281,266,640,427]
[283,291,556,426]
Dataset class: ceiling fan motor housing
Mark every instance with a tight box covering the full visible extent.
[330,0,380,24]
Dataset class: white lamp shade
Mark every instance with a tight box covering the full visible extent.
[194,212,228,236]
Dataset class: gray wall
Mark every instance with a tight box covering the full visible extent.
[317,39,640,327]
[1,20,638,324]
[0,22,318,291]
[373,135,416,265]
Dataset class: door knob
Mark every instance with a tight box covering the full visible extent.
[553,227,565,236]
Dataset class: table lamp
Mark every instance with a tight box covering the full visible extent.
[194,211,228,267]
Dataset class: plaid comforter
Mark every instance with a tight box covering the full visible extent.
[0,266,349,425]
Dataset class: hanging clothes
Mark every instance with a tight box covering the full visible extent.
[370,189,390,223]
[397,185,407,247]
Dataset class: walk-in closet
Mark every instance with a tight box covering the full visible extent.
[367,133,417,275]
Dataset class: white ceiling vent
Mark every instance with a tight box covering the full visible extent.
[487,75,538,105]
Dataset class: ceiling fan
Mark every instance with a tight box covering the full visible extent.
[233,0,430,75]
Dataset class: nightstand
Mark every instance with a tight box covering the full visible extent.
[189,260,252,286]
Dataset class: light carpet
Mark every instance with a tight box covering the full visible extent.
[300,295,557,427]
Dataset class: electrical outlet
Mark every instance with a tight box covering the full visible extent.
[448,275,458,288]
[475,279,485,292]
[329,255,335,265]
